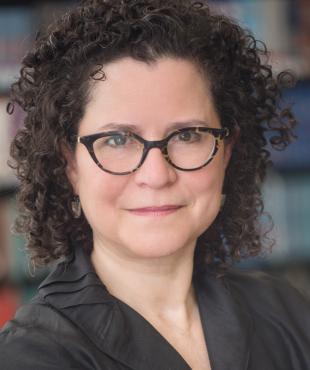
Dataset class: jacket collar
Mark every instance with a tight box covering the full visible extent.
[39,246,252,370]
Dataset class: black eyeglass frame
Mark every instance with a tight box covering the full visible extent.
[77,126,230,175]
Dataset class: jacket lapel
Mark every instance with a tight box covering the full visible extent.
[194,272,253,370]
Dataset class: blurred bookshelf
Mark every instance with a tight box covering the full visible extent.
[0,0,310,325]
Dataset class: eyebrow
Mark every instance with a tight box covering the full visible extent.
[98,120,210,134]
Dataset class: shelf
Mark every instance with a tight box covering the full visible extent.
[0,186,17,199]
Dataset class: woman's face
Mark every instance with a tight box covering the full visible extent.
[67,57,232,260]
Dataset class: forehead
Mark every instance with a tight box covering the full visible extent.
[89,56,211,101]
[80,57,219,135]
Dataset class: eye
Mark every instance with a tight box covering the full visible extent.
[105,133,128,147]
[176,129,201,143]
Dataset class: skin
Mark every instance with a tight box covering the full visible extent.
[66,56,232,336]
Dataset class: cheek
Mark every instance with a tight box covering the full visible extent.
[76,156,130,215]
[192,151,226,195]
[191,170,223,207]
[79,174,130,238]
[187,156,226,226]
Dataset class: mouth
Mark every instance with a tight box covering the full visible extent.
[126,205,184,217]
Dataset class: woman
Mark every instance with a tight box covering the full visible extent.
[1,0,309,369]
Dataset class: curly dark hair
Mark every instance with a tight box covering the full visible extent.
[8,0,296,276]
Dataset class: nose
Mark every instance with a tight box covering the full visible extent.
[134,147,177,188]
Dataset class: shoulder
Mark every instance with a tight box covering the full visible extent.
[0,297,85,370]
[222,268,309,300]
[222,269,310,326]
[219,269,310,367]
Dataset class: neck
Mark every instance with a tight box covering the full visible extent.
[91,239,197,327]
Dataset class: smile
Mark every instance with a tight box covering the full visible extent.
[127,205,184,217]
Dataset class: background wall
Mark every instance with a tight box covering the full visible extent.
[0,0,309,326]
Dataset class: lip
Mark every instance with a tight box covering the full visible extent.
[127,205,184,216]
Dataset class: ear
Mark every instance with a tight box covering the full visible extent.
[61,142,79,195]
[223,126,240,169]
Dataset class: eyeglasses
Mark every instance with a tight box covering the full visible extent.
[77,126,230,175]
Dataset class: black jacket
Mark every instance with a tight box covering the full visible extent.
[1,245,310,370]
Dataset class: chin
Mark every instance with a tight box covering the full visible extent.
[123,233,194,260]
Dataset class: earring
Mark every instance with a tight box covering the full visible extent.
[220,194,226,209]
[71,196,81,218]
